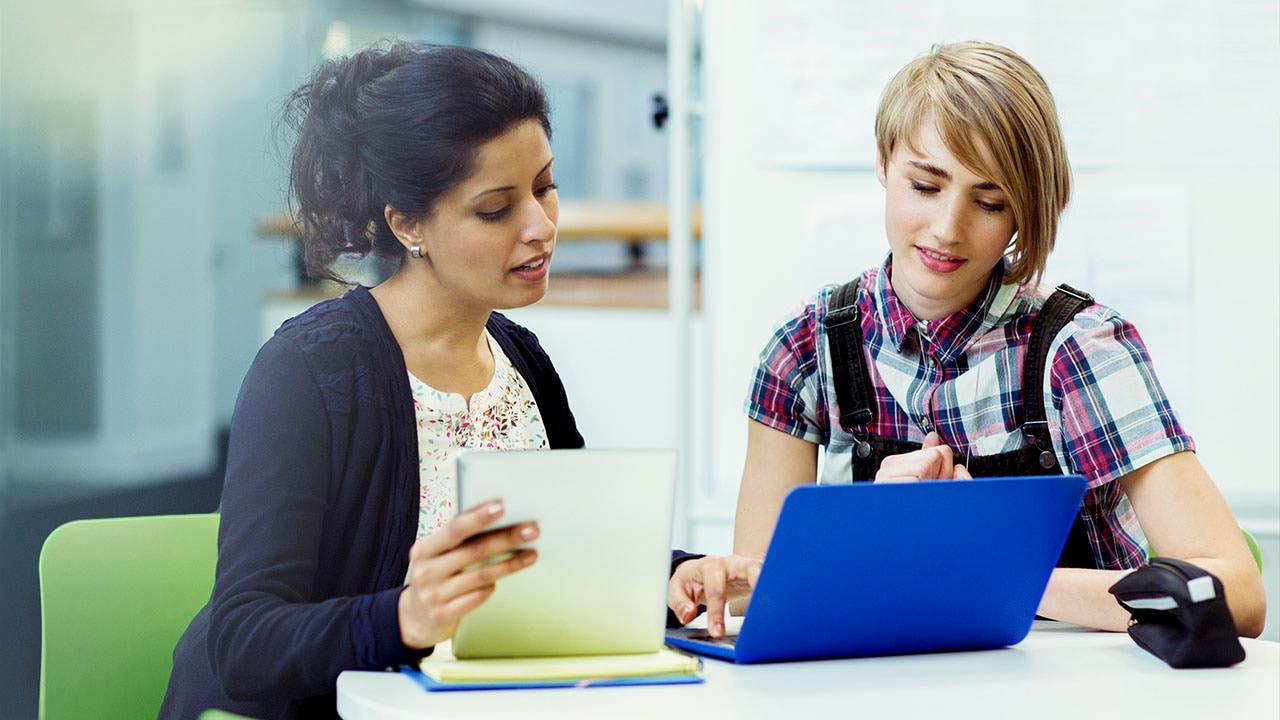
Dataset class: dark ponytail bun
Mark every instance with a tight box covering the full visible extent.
[282,42,551,282]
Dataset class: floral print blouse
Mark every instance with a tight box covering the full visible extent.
[409,331,549,539]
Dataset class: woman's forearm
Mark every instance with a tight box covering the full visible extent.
[1035,567,1133,631]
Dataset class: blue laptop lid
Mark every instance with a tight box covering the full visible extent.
[734,475,1087,663]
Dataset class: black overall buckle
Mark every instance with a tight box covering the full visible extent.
[1021,419,1049,440]
[823,304,860,329]
[1056,284,1094,304]
[839,408,873,430]
[1021,420,1057,469]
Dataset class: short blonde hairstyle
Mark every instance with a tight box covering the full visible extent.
[875,42,1070,286]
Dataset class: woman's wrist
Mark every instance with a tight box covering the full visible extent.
[397,585,432,651]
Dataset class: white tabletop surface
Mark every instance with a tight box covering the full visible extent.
[337,622,1280,719]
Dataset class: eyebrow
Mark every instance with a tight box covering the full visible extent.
[470,158,555,200]
[907,160,1001,191]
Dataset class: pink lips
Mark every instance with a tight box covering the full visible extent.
[915,246,966,274]
[510,253,550,281]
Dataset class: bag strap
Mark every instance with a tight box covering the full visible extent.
[824,279,1096,447]
[1020,283,1094,448]
[822,280,874,432]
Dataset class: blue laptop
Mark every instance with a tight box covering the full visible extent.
[666,475,1086,663]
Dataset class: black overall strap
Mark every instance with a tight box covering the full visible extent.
[823,280,874,434]
[1020,284,1099,571]
[1019,284,1095,464]
[821,277,1100,569]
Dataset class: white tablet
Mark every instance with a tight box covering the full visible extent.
[451,448,677,659]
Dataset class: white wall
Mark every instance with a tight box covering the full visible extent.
[470,20,669,204]
[4,0,307,488]
[0,0,12,521]
[4,0,220,487]
[414,0,666,46]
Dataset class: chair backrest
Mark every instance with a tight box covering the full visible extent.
[39,513,219,720]
[1242,528,1264,575]
[1147,529,1264,575]
[198,710,255,720]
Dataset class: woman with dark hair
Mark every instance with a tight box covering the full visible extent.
[160,43,585,718]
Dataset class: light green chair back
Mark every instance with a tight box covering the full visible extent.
[199,710,256,720]
[39,513,220,720]
[1146,528,1263,575]
[1242,528,1264,575]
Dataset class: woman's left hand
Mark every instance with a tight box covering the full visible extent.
[668,554,762,638]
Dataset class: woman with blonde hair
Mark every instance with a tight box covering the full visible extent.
[671,42,1265,638]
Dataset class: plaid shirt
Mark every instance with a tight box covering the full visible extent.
[746,256,1194,570]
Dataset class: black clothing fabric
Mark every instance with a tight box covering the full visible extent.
[160,286,585,719]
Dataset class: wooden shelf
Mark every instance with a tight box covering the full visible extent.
[539,270,700,310]
[257,201,701,243]
[256,213,302,238]
[266,271,699,311]
[258,201,701,308]
[554,201,701,241]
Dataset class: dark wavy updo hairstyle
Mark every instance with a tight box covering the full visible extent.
[284,43,551,282]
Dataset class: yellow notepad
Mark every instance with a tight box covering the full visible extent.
[420,641,701,683]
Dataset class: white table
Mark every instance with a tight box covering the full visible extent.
[338,622,1280,719]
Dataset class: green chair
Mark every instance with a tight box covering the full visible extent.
[199,710,256,720]
[1146,528,1263,575]
[1242,528,1264,575]
[39,513,219,720]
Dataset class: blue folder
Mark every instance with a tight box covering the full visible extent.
[401,666,703,692]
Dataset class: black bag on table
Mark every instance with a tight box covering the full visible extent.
[1108,557,1245,668]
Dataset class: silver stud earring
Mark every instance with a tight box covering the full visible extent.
[410,245,423,258]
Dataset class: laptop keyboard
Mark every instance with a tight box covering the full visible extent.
[686,631,739,647]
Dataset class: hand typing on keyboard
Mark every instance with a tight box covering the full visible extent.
[668,554,762,639]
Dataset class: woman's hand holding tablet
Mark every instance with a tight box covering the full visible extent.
[398,500,540,652]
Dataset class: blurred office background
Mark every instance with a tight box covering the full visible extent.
[0,1,1276,717]
[0,1,673,715]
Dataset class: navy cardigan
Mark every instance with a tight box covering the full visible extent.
[160,286,597,719]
